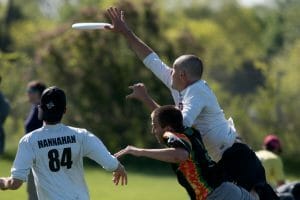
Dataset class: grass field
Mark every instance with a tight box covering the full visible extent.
[1,156,299,200]
[0,157,188,200]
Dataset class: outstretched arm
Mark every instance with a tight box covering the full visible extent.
[126,83,160,111]
[106,7,153,60]
[83,132,127,186]
[0,177,23,190]
[106,7,174,88]
[115,146,189,164]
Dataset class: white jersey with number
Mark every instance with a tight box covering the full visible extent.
[11,123,119,200]
[143,53,237,162]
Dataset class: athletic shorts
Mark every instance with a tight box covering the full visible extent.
[217,142,266,191]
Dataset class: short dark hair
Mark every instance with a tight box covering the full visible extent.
[39,86,66,123]
[27,81,47,96]
[153,105,185,133]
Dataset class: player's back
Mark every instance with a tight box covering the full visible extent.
[180,80,237,162]
[34,124,89,199]
[12,123,118,200]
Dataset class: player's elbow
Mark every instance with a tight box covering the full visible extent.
[103,157,120,172]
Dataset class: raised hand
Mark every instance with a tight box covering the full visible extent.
[126,83,160,111]
[126,83,149,102]
[112,163,127,186]
[105,7,130,34]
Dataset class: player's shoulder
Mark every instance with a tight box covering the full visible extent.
[163,131,191,145]
[64,125,90,135]
[186,80,214,95]
[19,127,44,144]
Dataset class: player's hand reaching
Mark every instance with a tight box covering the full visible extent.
[126,83,150,102]
[115,145,142,159]
[105,7,130,34]
[126,83,160,111]
[112,163,127,186]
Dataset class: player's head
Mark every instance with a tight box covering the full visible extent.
[151,105,184,143]
[263,134,282,155]
[27,80,47,104]
[38,86,66,124]
[171,55,203,91]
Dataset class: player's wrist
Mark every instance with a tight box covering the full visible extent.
[121,27,134,37]
[115,163,125,173]
[133,148,143,157]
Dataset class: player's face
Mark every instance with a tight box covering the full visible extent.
[150,114,164,144]
[27,89,41,105]
[171,64,185,91]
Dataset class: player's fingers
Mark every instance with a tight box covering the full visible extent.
[106,8,115,20]
[113,174,118,185]
[121,173,125,185]
[104,25,113,30]
[121,10,125,21]
[125,94,134,99]
[121,175,125,185]
[115,174,120,185]
[111,7,119,19]
[114,151,122,157]
[114,149,126,158]
[114,152,122,158]
[114,7,121,18]
[123,173,128,185]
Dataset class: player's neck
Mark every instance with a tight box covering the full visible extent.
[44,121,61,125]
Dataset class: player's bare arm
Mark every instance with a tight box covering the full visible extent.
[0,177,23,190]
[105,7,153,60]
[112,163,127,186]
[115,145,189,164]
[126,83,160,111]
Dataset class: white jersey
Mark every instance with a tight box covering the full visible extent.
[143,53,237,162]
[11,123,119,200]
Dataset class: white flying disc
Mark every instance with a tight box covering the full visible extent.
[72,23,112,30]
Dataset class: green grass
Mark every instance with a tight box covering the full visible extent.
[1,157,300,200]
[0,157,188,200]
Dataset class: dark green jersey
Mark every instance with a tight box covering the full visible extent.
[163,128,219,200]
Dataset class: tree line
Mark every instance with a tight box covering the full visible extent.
[1,0,299,157]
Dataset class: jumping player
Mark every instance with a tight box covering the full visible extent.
[0,86,127,199]
[106,7,278,199]
[115,105,256,200]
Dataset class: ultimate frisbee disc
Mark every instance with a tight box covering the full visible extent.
[72,23,112,30]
